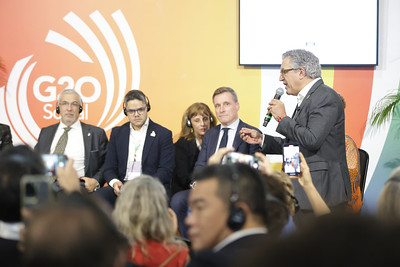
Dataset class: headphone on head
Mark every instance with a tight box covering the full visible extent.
[226,164,291,231]
[186,114,214,128]
[227,166,247,231]
[123,90,151,116]
[55,104,83,114]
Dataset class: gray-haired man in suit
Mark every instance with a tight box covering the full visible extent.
[35,89,108,192]
[240,49,351,215]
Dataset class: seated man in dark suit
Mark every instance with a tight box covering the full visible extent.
[195,86,261,168]
[95,90,174,206]
[185,163,270,267]
[171,86,261,238]
[0,123,13,151]
[0,145,45,267]
[35,89,108,192]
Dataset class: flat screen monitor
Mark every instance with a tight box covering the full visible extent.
[239,0,379,66]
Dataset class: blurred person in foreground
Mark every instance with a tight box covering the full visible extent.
[21,158,132,267]
[0,145,45,267]
[113,175,189,267]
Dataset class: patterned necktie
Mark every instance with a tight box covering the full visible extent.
[53,126,71,154]
[219,128,230,148]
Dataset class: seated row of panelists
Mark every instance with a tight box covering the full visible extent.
[32,86,261,208]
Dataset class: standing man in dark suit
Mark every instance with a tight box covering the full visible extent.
[195,87,260,168]
[240,49,351,214]
[96,90,174,206]
[35,89,108,192]
[0,123,13,151]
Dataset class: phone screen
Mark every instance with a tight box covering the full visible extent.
[20,175,54,209]
[282,143,301,176]
[223,152,260,170]
[41,154,67,177]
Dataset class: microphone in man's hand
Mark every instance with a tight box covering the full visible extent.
[263,87,284,127]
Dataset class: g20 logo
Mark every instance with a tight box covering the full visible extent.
[1,9,140,146]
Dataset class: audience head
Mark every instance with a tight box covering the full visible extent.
[123,90,150,130]
[248,213,400,267]
[113,175,179,250]
[181,102,216,141]
[186,163,268,252]
[22,195,129,267]
[378,166,400,223]
[212,86,240,126]
[280,49,321,96]
[56,89,83,126]
[0,145,45,222]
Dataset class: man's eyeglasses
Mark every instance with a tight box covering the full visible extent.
[59,101,80,108]
[280,68,298,75]
[125,107,147,115]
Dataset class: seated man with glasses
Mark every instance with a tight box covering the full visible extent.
[35,89,108,193]
[95,90,174,207]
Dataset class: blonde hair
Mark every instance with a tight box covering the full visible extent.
[113,175,183,256]
[378,167,400,223]
[180,102,216,141]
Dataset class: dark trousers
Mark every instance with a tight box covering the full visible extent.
[170,189,190,238]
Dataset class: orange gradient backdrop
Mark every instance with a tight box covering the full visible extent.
[0,0,261,145]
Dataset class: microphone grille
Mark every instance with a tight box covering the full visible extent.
[276,87,284,96]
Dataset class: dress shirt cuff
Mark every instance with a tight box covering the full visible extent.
[109,179,120,188]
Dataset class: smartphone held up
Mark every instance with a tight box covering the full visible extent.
[282,142,301,177]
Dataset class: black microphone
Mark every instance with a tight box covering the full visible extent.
[263,87,284,127]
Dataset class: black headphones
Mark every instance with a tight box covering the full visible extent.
[123,90,151,116]
[56,104,83,114]
[226,164,292,231]
[186,115,214,128]
[227,167,246,231]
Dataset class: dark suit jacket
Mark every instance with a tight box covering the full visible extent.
[0,123,13,151]
[195,120,261,169]
[0,237,22,267]
[188,233,271,267]
[34,122,108,183]
[171,137,199,195]
[262,79,351,209]
[103,120,174,194]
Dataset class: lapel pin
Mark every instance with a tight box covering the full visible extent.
[88,133,91,136]
[150,131,156,137]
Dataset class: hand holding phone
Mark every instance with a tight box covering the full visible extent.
[282,143,301,176]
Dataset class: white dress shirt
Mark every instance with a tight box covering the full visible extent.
[50,120,85,177]
[215,118,240,153]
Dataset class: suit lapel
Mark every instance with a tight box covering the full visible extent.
[209,125,221,157]
[121,122,131,165]
[142,120,155,163]
[45,124,59,153]
[295,79,323,120]
[81,122,91,174]
[232,120,244,149]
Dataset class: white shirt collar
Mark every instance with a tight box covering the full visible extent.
[213,227,268,252]
[297,77,321,106]
[221,118,240,131]
[129,117,150,133]
[0,220,23,241]
[59,119,81,130]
